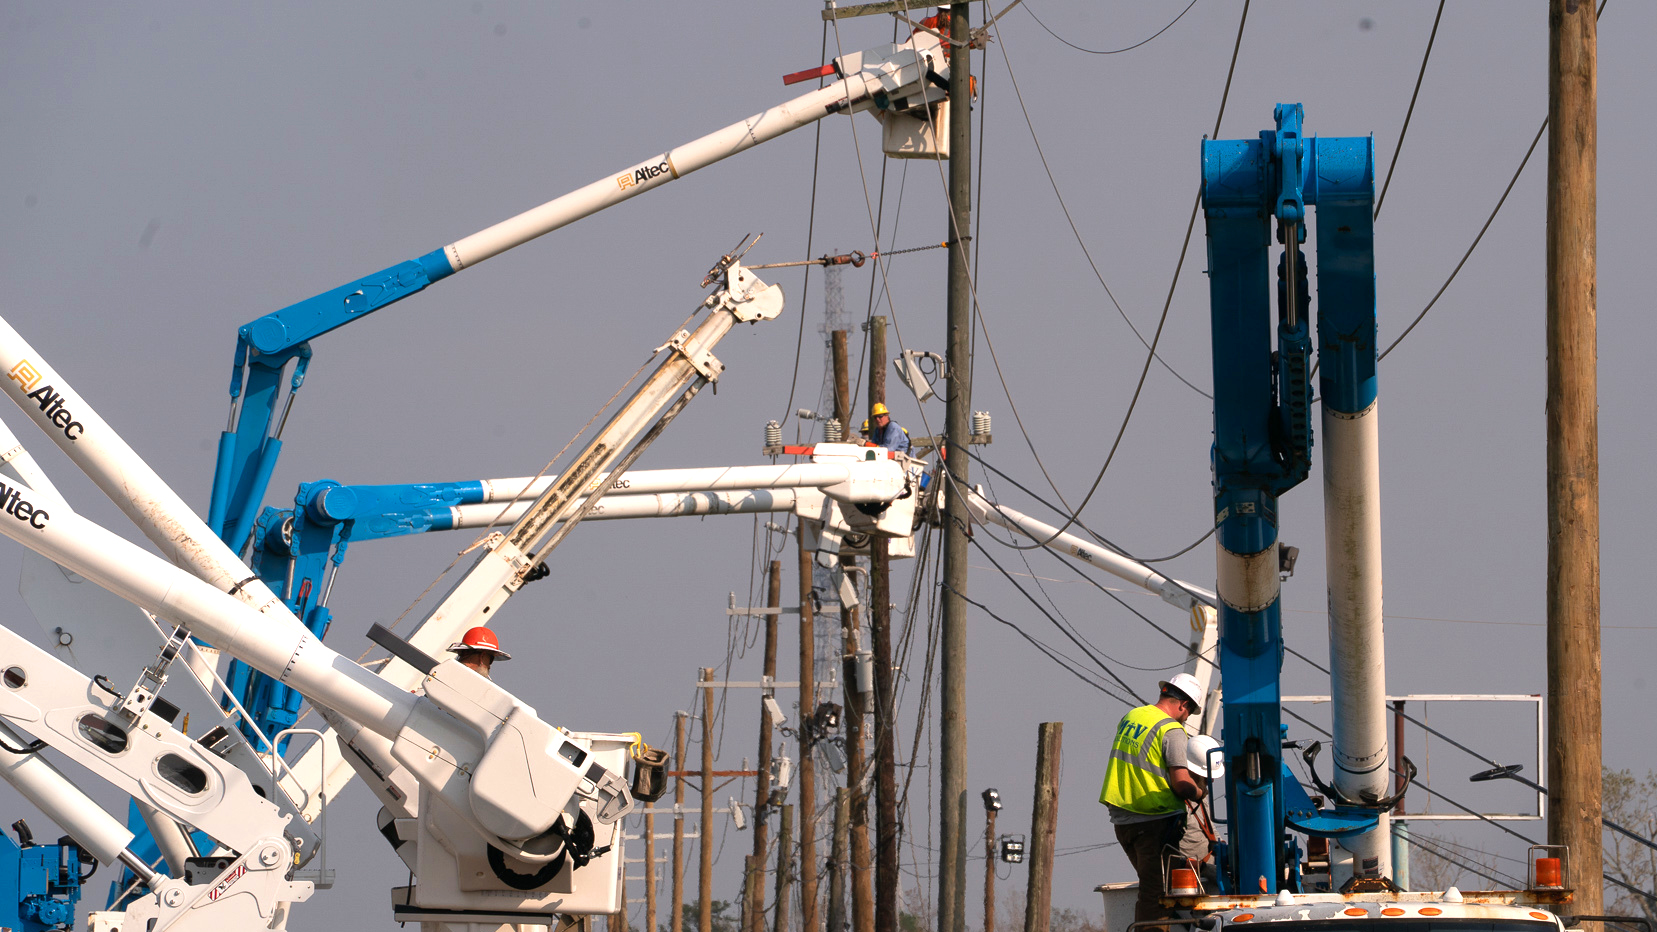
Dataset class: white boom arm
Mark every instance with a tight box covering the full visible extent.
[433,34,948,274]
[963,487,1222,717]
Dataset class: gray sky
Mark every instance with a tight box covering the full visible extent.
[3,1,1655,928]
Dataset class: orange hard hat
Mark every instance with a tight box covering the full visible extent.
[448,626,511,660]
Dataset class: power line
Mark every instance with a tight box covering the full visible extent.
[968,2,1249,556]
[1373,0,1446,221]
[970,449,1212,564]
[944,582,1131,703]
[1380,0,1607,362]
[1022,0,1200,56]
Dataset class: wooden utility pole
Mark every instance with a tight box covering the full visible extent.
[1023,724,1062,932]
[749,560,784,932]
[798,533,820,932]
[673,711,689,932]
[983,803,998,932]
[616,869,630,932]
[1546,0,1601,920]
[647,809,659,932]
[828,788,850,932]
[776,804,796,932]
[867,316,898,932]
[938,5,975,930]
[700,669,716,932]
[834,331,874,932]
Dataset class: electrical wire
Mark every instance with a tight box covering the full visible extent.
[777,19,832,431]
[1022,0,1200,56]
[970,449,1212,563]
[942,582,1129,701]
[1373,0,1446,221]
[1379,0,1607,362]
[968,0,1248,552]
[993,15,1209,399]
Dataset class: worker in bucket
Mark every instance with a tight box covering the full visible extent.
[1099,672,1208,924]
[447,626,511,679]
[1177,734,1224,885]
[867,402,910,455]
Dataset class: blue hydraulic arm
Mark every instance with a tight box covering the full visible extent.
[1201,104,1375,894]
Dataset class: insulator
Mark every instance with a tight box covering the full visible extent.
[765,420,782,447]
[824,419,844,443]
[972,410,991,436]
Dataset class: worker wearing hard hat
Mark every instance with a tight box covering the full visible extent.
[866,402,910,455]
[447,626,511,680]
[1178,734,1224,881]
[1099,673,1210,924]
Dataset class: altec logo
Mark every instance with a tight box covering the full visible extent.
[0,482,49,530]
[208,862,248,901]
[8,361,41,392]
[615,160,672,191]
[22,384,85,441]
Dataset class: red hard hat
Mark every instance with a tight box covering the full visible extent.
[447,626,511,660]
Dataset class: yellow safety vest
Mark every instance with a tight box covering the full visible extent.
[1099,705,1183,815]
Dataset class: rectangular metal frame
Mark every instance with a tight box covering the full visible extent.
[1280,693,1543,821]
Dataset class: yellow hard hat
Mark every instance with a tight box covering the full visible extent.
[871,402,890,417]
[860,419,870,433]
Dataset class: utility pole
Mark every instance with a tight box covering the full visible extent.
[647,808,659,932]
[1023,724,1061,932]
[798,528,820,932]
[835,330,874,932]
[673,711,689,932]
[776,804,796,932]
[833,330,852,438]
[750,561,784,932]
[829,788,850,932]
[1546,0,1601,921]
[938,5,975,931]
[701,669,716,932]
[617,868,630,932]
[867,315,898,932]
[983,799,998,932]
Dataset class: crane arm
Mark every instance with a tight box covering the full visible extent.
[211,31,950,547]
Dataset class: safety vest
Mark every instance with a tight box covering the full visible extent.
[1099,705,1184,815]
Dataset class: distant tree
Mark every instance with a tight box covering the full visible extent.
[1603,767,1657,927]
[665,899,739,932]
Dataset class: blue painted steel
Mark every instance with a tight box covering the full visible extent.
[1201,104,1376,894]
[209,247,458,550]
[1,829,88,932]
[228,478,493,740]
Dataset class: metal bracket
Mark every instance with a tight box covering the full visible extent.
[658,329,725,382]
[114,624,191,724]
[1300,741,1416,811]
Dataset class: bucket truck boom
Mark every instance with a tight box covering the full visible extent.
[209,28,956,549]
[1200,103,1400,896]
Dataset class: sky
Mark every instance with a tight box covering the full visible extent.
[2,1,1655,928]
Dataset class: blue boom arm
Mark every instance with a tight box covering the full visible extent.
[208,251,457,551]
[1202,104,1375,894]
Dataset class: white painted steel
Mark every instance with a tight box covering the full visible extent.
[1321,402,1391,877]
[0,720,135,865]
[290,268,784,816]
[441,36,942,271]
[1216,543,1278,615]
[475,461,900,505]
[963,488,1216,611]
[0,416,61,500]
[450,488,798,528]
[0,491,418,738]
[0,316,286,617]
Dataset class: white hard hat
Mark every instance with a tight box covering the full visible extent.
[1186,734,1225,780]
[1159,673,1204,712]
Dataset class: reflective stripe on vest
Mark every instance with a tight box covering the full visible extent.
[1099,705,1183,815]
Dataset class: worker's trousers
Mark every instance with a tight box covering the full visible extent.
[1114,814,1184,927]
